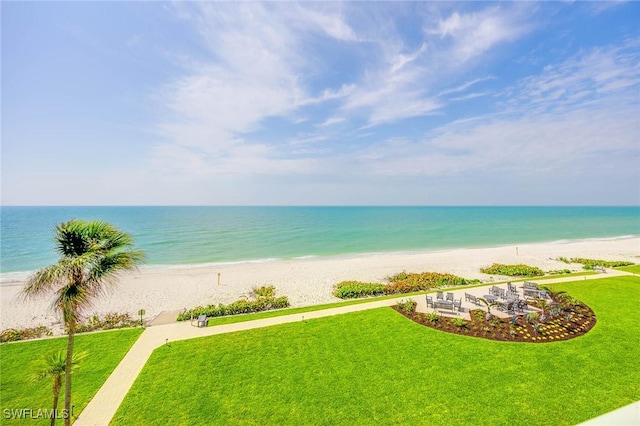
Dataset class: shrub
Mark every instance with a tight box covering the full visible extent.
[74,312,139,334]
[451,317,466,328]
[547,269,572,275]
[557,257,634,268]
[252,285,276,298]
[333,281,386,299]
[425,312,440,323]
[386,272,474,294]
[177,291,290,321]
[1,326,52,343]
[334,272,476,300]
[473,310,485,321]
[397,299,417,313]
[480,263,544,277]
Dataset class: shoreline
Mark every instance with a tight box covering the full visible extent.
[2,233,637,283]
[1,237,638,333]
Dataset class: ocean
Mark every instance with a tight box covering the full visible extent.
[1,206,638,276]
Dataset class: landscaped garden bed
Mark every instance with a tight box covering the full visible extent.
[333,271,479,299]
[394,292,596,343]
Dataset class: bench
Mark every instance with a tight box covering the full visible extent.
[197,315,208,328]
[434,300,455,312]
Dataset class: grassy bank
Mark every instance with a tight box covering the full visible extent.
[1,328,143,424]
[114,276,639,425]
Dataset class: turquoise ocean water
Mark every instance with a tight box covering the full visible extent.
[1,206,638,276]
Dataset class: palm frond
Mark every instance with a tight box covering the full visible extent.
[55,220,91,257]
[30,350,89,383]
[54,283,93,323]
[25,219,145,327]
[22,264,70,300]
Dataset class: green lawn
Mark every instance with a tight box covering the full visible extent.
[113,276,639,425]
[1,328,143,424]
[616,264,640,274]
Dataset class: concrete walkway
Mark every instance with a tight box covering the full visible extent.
[578,400,640,425]
[74,270,634,425]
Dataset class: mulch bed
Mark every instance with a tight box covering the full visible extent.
[393,298,596,343]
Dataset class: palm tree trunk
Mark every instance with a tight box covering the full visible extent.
[64,320,75,426]
[52,376,60,426]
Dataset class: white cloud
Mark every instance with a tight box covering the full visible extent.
[319,117,347,127]
[142,3,638,205]
[427,6,532,63]
[153,3,357,174]
[507,40,640,114]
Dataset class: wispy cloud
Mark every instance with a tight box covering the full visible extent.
[355,42,639,180]
[145,2,637,204]
[426,5,533,63]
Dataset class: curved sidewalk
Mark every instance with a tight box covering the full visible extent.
[74,270,633,425]
[74,298,402,425]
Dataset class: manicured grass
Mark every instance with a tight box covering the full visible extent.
[1,328,143,424]
[616,264,640,274]
[114,276,640,425]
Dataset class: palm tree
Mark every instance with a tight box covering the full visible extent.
[30,350,88,426]
[478,297,499,317]
[22,220,144,426]
[540,286,568,303]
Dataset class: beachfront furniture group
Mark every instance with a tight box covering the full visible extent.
[429,282,548,316]
[426,292,462,313]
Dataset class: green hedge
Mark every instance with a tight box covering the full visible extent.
[0,326,52,343]
[74,312,139,333]
[333,272,476,299]
[480,263,544,277]
[177,296,290,321]
[333,281,386,299]
[387,272,474,293]
[557,257,634,269]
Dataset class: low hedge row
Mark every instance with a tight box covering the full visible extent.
[177,296,290,321]
[74,312,139,334]
[333,272,476,299]
[557,257,634,269]
[333,281,386,299]
[480,263,544,277]
[1,325,52,343]
[387,271,476,292]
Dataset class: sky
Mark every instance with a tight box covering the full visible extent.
[2,1,639,206]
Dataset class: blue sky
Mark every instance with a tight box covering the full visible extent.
[2,1,639,205]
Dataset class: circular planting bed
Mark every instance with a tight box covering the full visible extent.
[394,295,596,343]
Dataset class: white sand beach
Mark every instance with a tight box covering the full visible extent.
[1,238,638,333]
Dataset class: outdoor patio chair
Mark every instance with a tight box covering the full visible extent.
[495,301,507,311]
[454,298,462,312]
[516,300,528,312]
[469,294,481,306]
[197,315,208,328]
[446,292,454,302]
[426,295,434,308]
[507,282,517,293]
[436,291,444,300]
